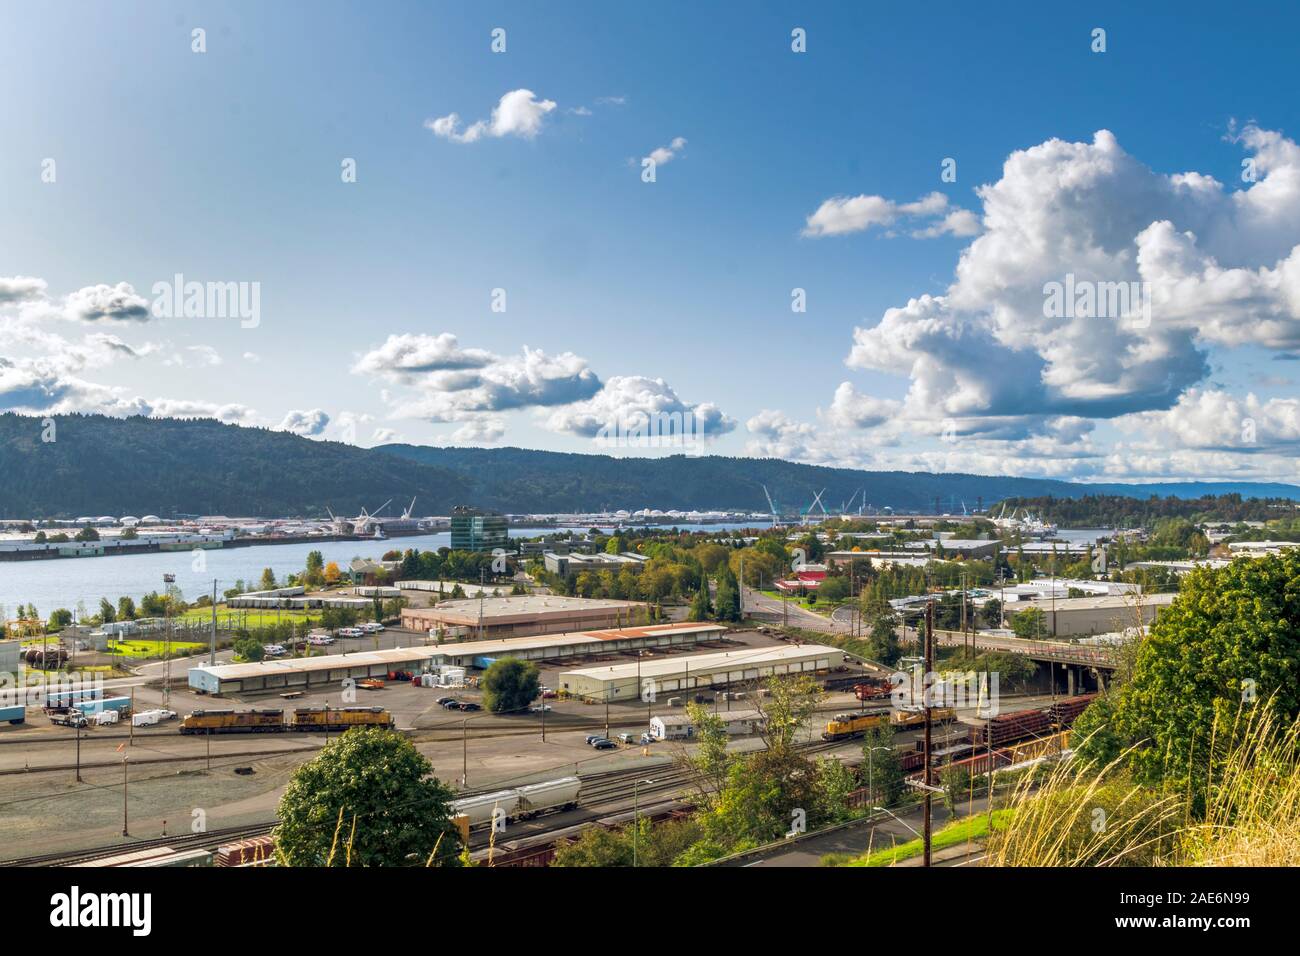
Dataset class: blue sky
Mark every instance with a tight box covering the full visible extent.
[3,1,1300,482]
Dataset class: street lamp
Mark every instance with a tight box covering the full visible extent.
[864,745,890,803]
[632,778,655,867]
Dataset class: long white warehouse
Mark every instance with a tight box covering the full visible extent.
[557,643,845,702]
[188,621,726,695]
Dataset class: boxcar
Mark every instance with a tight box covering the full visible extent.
[0,705,25,725]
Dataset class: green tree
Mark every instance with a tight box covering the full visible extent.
[259,567,278,591]
[1087,553,1300,803]
[1010,606,1047,639]
[862,724,904,806]
[116,596,136,621]
[48,608,73,629]
[98,597,116,624]
[480,658,541,713]
[866,612,901,666]
[275,728,462,867]
[714,567,741,622]
[74,525,99,542]
[688,581,713,622]
[234,636,265,662]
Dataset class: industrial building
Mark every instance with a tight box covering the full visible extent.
[187,621,725,695]
[401,595,646,638]
[542,551,648,576]
[1003,592,1177,637]
[649,709,764,741]
[450,506,509,552]
[226,587,371,611]
[557,643,846,702]
[425,621,726,669]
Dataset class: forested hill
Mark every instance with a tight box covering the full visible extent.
[2,413,1299,518]
[0,414,473,517]
[995,493,1300,526]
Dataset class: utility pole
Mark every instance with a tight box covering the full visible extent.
[923,598,934,868]
[209,578,218,667]
[121,755,129,836]
[461,717,468,787]
[75,722,82,783]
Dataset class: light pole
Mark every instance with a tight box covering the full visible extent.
[121,755,130,836]
[865,745,890,803]
[632,778,654,867]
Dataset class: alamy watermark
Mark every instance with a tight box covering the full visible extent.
[151,274,260,328]
[594,409,709,456]
[1042,273,1150,329]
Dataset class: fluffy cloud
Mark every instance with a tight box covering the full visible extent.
[644,136,687,167]
[277,408,331,437]
[546,375,735,442]
[351,333,494,381]
[802,191,979,239]
[837,127,1300,451]
[425,89,557,144]
[355,335,601,422]
[61,282,151,323]
[0,276,47,304]
[451,418,507,444]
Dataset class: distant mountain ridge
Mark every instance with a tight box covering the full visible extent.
[1,414,1297,518]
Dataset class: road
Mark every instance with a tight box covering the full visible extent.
[722,796,996,867]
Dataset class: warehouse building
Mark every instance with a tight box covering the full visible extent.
[187,621,724,695]
[1003,592,1177,637]
[227,587,371,611]
[558,643,846,702]
[542,551,648,576]
[401,595,646,638]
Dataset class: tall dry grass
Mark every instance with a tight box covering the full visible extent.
[986,705,1300,866]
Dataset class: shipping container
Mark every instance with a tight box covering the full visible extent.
[0,704,25,725]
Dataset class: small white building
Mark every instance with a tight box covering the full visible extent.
[650,715,696,740]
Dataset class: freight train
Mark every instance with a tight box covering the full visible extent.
[823,711,890,741]
[452,776,583,830]
[179,707,395,734]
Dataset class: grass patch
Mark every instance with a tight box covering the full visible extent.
[833,809,1013,867]
[106,639,206,659]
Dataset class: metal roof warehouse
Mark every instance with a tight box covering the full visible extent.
[187,621,726,695]
[557,643,845,702]
[401,595,646,638]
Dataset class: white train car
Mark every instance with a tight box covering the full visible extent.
[451,776,582,827]
[451,790,520,827]
[515,776,580,818]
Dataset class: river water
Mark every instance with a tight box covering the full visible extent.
[0,522,772,615]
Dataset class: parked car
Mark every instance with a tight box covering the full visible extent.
[529,704,553,713]
[308,635,334,646]
[617,732,636,744]
[441,699,462,710]
[639,733,655,745]
[435,696,456,706]
[337,627,363,638]
[459,702,481,712]
[585,734,605,745]
[264,643,287,658]
[592,738,617,750]
[360,622,385,633]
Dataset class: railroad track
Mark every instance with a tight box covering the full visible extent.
[0,822,277,868]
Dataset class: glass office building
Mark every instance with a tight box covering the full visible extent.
[449,506,509,552]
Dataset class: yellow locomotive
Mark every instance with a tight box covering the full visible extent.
[822,712,890,741]
[289,707,395,732]
[889,707,957,728]
[179,707,395,735]
[179,709,286,734]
